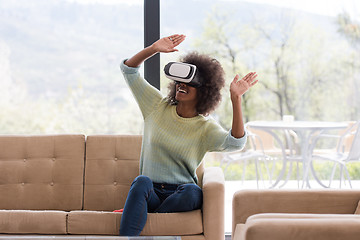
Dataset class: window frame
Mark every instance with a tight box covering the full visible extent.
[144,0,160,90]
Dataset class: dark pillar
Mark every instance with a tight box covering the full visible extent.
[144,0,160,89]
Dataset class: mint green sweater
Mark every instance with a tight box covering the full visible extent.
[120,60,247,184]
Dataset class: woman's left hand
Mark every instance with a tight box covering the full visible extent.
[230,72,258,101]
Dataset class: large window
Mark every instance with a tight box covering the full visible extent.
[0,0,144,134]
[161,0,360,234]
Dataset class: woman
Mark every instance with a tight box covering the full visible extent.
[119,34,258,236]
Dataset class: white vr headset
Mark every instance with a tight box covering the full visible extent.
[164,62,202,88]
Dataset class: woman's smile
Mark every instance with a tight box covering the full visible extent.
[175,83,197,102]
[177,84,188,94]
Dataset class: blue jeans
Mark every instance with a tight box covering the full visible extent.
[119,175,203,236]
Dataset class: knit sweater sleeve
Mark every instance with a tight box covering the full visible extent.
[204,118,247,152]
[120,59,163,119]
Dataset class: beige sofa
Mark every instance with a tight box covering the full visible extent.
[0,135,225,240]
[232,189,360,240]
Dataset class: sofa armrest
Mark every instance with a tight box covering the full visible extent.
[234,216,360,240]
[202,167,225,240]
[232,189,360,233]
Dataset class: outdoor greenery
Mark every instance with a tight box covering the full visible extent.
[206,153,360,187]
[192,6,360,129]
[0,0,144,135]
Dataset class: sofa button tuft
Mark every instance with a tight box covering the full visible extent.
[50,182,54,186]
[114,182,117,186]
[23,158,26,162]
[114,157,118,161]
[21,182,25,186]
[52,158,56,161]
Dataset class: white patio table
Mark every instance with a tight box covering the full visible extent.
[246,121,348,188]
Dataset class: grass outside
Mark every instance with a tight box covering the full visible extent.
[204,152,360,183]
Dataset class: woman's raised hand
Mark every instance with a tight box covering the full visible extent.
[152,34,186,53]
[230,72,258,101]
[124,34,186,67]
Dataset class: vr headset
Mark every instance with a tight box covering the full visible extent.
[164,62,202,88]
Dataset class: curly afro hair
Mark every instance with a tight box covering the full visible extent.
[166,52,225,116]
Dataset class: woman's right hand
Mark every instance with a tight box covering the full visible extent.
[151,34,186,53]
[124,34,186,68]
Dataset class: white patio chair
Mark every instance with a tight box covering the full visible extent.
[247,126,302,188]
[309,121,360,188]
[311,121,357,155]
[220,128,276,189]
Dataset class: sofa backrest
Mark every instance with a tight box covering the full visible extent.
[0,135,85,210]
[83,135,142,211]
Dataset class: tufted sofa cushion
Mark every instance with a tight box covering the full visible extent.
[83,135,142,211]
[0,135,85,211]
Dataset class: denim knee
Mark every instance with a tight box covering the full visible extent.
[129,175,153,197]
[133,175,152,186]
[177,184,203,209]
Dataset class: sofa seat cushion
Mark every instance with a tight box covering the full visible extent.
[235,214,360,240]
[0,210,67,234]
[68,210,203,236]
[247,213,360,221]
